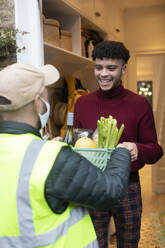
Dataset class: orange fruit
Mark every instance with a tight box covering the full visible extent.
[74,137,97,148]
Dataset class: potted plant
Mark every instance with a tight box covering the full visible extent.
[0,27,28,57]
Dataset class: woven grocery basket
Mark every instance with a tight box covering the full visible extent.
[73,148,113,171]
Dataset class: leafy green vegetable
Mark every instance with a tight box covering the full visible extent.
[97,116,124,149]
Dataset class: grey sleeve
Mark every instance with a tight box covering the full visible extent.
[45,146,131,213]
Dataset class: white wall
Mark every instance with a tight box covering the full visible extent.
[14,0,44,66]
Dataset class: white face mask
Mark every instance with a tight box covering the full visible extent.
[38,97,50,129]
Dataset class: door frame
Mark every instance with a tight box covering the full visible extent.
[126,48,165,193]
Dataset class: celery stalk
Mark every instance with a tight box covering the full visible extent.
[115,124,124,146]
[108,119,117,148]
[97,120,101,148]
[101,118,106,147]
[105,120,112,148]
[109,127,118,148]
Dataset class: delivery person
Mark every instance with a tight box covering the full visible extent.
[0,63,131,248]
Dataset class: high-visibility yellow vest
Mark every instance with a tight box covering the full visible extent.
[0,133,98,248]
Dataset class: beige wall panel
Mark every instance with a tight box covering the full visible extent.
[105,0,124,41]
[124,5,165,51]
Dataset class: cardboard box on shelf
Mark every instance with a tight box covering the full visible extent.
[43,17,60,47]
[60,29,72,52]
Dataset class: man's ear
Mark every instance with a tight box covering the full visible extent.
[34,94,41,113]
[122,64,127,75]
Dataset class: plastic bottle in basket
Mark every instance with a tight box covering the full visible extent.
[62,112,75,145]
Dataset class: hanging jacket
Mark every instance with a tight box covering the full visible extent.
[60,75,89,136]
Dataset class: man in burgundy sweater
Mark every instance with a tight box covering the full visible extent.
[74,40,163,248]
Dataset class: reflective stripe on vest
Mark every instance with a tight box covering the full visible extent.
[0,139,98,248]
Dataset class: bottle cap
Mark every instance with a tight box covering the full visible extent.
[67,112,74,126]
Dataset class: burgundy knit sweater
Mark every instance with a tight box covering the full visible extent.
[74,84,163,173]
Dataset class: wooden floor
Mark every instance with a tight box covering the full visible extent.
[109,165,165,248]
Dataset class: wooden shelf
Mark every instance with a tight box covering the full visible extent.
[43,0,107,38]
[43,0,78,18]
[44,42,95,78]
[158,180,165,184]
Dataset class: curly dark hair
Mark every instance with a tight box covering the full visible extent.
[92,40,130,63]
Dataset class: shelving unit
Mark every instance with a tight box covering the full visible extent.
[41,0,108,136]
[43,0,107,48]
[44,42,95,77]
[43,0,107,84]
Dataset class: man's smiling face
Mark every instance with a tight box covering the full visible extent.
[94,58,126,91]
